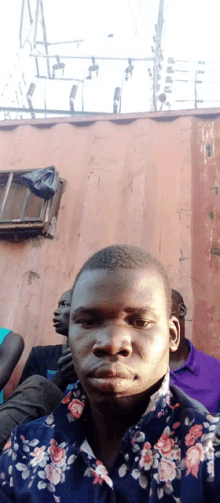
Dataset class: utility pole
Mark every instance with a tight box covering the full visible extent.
[194,70,198,109]
[151,0,164,111]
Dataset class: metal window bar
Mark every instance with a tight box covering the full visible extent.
[0,170,49,223]
[20,188,32,221]
[0,172,13,220]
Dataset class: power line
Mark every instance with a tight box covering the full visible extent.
[0,106,109,116]
[30,53,153,61]
[127,0,141,37]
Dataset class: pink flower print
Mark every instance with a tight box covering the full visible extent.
[93,461,113,488]
[3,440,12,451]
[30,446,46,466]
[206,415,212,421]
[48,439,66,467]
[185,443,204,478]
[185,424,203,447]
[62,393,71,405]
[172,422,181,429]
[155,433,174,457]
[68,399,85,419]
[139,442,153,471]
[170,402,181,410]
[158,458,176,482]
[45,463,61,486]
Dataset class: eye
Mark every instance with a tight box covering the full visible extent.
[129,319,151,328]
[75,319,100,328]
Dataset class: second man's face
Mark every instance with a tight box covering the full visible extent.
[53,291,71,335]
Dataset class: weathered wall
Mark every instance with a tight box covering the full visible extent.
[192,117,220,356]
[0,109,204,397]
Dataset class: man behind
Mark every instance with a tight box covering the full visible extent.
[170,289,220,412]
[0,245,220,502]
[19,290,76,389]
[0,292,76,450]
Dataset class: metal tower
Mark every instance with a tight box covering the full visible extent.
[0,0,167,119]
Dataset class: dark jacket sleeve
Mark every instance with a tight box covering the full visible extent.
[18,347,42,385]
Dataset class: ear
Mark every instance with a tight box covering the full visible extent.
[169,315,180,353]
[179,303,187,317]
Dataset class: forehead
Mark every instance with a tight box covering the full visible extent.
[59,291,71,304]
[72,269,166,312]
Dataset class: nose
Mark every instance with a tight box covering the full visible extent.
[54,307,60,316]
[93,323,132,358]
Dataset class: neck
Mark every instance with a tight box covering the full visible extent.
[84,377,165,471]
[170,338,190,371]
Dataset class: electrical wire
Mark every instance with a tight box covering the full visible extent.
[127,0,141,37]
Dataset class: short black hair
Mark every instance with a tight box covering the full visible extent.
[171,289,187,318]
[72,244,171,316]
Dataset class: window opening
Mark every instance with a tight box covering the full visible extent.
[0,169,64,239]
[0,171,48,223]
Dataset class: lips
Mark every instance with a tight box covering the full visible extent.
[89,366,133,380]
[53,318,60,326]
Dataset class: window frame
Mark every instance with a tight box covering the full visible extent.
[0,169,64,238]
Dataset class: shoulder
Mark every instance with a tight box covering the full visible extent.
[170,384,220,440]
[192,343,220,367]
[2,415,60,460]
[29,345,63,358]
[171,384,209,414]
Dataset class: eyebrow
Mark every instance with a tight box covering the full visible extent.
[71,306,157,317]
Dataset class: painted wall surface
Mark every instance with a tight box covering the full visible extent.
[192,117,220,356]
[0,109,215,397]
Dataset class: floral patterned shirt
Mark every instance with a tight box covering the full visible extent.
[0,375,220,502]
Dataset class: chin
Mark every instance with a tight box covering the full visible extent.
[56,329,67,336]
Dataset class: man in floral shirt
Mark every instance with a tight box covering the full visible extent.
[0,244,220,503]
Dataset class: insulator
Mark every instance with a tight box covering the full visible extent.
[167,57,175,64]
[166,67,174,73]
[52,62,65,72]
[69,85,78,99]
[27,83,36,97]
[114,87,121,102]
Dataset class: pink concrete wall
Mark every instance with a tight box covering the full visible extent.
[0,109,207,396]
[192,116,220,356]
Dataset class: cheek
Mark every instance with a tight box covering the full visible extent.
[137,332,168,361]
[153,335,167,354]
[69,329,93,358]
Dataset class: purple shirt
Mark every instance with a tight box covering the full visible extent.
[170,339,220,412]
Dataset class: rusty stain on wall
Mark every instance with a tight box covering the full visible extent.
[24,271,40,285]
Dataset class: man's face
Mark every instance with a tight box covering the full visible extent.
[69,269,179,407]
[53,291,71,336]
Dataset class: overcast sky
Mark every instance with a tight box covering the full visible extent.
[0,0,220,118]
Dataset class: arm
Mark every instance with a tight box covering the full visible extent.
[52,346,78,392]
[0,332,24,392]
[18,347,42,385]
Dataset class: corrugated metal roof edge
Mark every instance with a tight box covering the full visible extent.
[0,107,220,129]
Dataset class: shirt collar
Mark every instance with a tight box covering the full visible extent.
[174,339,199,375]
[142,370,170,416]
[44,372,172,444]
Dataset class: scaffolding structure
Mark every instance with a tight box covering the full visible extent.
[0,0,167,120]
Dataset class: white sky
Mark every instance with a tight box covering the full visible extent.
[0,0,220,118]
